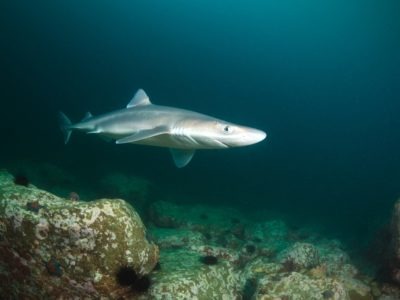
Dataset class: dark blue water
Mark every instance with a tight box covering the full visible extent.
[1,0,400,247]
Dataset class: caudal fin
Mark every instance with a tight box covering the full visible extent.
[58,111,72,144]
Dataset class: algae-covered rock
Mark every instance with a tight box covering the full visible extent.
[240,250,373,299]
[255,272,347,300]
[149,248,242,299]
[243,258,280,275]
[0,170,158,298]
[390,198,400,285]
[316,239,352,276]
[246,219,291,253]
[279,242,320,270]
[150,227,206,249]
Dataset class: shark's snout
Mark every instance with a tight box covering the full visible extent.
[223,126,266,147]
[244,128,267,145]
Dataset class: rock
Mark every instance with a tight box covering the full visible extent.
[0,170,158,298]
[343,278,373,300]
[189,244,240,265]
[241,249,372,299]
[255,272,348,300]
[148,201,183,228]
[316,239,352,276]
[279,242,320,270]
[149,248,242,299]
[242,258,281,279]
[246,220,291,253]
[150,227,206,249]
[390,198,400,285]
[379,283,400,299]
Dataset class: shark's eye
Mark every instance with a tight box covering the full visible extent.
[223,125,231,133]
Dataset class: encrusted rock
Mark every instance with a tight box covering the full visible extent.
[149,248,242,299]
[0,170,158,298]
[316,239,352,276]
[280,242,320,270]
[150,227,206,249]
[390,198,400,285]
[255,272,348,300]
[246,219,291,253]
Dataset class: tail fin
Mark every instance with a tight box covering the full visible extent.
[58,111,73,144]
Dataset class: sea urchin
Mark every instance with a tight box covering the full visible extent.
[199,255,219,265]
[116,266,152,293]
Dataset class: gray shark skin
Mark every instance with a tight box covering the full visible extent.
[59,89,267,168]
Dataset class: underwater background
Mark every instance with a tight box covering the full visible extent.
[1,0,400,258]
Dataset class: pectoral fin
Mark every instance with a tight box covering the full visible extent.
[99,135,113,142]
[81,112,93,122]
[169,149,195,168]
[116,126,169,144]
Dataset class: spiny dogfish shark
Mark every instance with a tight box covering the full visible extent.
[59,89,266,168]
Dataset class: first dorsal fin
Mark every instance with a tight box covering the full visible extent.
[81,112,93,122]
[127,89,151,108]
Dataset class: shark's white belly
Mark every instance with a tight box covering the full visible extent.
[129,133,222,150]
